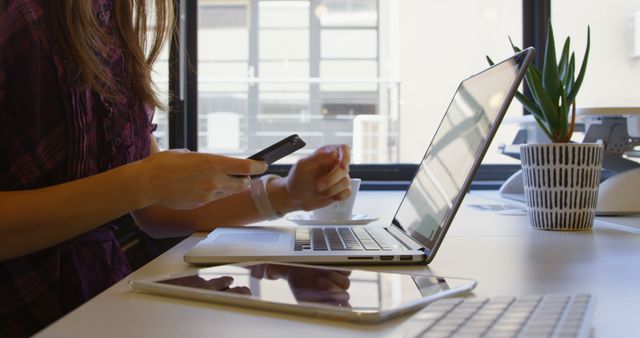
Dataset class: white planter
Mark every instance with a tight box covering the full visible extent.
[520,143,604,231]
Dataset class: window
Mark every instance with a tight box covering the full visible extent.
[196,0,386,163]
[192,0,523,167]
[166,0,578,189]
[150,9,171,150]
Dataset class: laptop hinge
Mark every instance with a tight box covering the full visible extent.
[386,226,424,251]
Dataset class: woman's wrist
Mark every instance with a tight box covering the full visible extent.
[267,177,300,215]
[126,160,156,210]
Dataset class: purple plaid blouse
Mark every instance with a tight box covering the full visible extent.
[0,1,155,336]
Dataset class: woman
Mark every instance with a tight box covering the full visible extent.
[0,1,351,336]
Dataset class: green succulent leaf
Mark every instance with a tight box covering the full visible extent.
[508,36,522,53]
[567,26,590,104]
[528,63,543,87]
[558,37,571,82]
[522,68,550,127]
[523,62,560,133]
[559,84,569,141]
[496,22,589,143]
[514,91,543,117]
[532,115,554,141]
[542,21,562,108]
[524,67,546,116]
[529,67,560,131]
[564,53,576,94]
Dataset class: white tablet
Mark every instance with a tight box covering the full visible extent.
[131,262,476,323]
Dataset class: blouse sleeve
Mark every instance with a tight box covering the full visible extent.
[1,0,45,111]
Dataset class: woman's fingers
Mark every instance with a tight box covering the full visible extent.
[199,276,234,290]
[212,175,251,193]
[208,155,268,176]
[337,144,351,170]
[279,143,352,212]
[328,271,351,289]
[314,274,350,292]
[318,176,351,198]
[198,156,266,200]
[316,162,347,192]
[314,145,351,191]
[330,188,352,201]
[142,150,270,209]
[225,286,251,295]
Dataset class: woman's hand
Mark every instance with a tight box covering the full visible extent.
[272,144,352,213]
[162,275,251,295]
[249,264,352,307]
[138,149,268,210]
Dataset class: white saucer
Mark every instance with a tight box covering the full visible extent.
[286,214,379,226]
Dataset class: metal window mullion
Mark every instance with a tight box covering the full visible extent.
[309,0,321,143]
[169,0,186,149]
[375,0,384,160]
[522,0,550,115]
[248,0,260,151]
[185,0,199,151]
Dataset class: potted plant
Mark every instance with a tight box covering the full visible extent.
[488,21,603,231]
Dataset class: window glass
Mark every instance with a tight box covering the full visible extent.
[316,0,378,27]
[199,3,247,28]
[260,30,309,60]
[259,1,309,28]
[196,0,522,165]
[198,1,250,154]
[321,29,377,59]
[320,60,377,85]
[198,0,380,161]
[150,8,170,150]
[199,30,249,61]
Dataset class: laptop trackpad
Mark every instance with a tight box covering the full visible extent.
[199,227,292,255]
[214,233,280,245]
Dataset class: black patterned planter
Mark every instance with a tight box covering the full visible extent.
[520,143,604,231]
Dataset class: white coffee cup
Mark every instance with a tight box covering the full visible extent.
[311,178,361,220]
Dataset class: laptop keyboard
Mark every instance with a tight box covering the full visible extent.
[403,293,593,338]
[294,227,392,251]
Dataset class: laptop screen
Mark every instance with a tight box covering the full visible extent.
[392,50,532,255]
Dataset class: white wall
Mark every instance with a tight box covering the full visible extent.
[392,0,522,163]
[391,0,640,163]
[553,0,640,107]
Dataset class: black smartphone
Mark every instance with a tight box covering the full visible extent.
[247,134,306,164]
[230,134,306,178]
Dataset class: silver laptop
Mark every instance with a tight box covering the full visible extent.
[185,48,534,265]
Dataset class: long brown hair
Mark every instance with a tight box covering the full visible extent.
[50,0,173,110]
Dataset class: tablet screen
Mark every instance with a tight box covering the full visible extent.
[154,263,471,313]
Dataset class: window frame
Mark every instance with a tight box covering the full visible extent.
[168,0,550,187]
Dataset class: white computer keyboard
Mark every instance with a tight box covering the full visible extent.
[403,293,594,338]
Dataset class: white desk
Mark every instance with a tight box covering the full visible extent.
[35,191,640,338]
